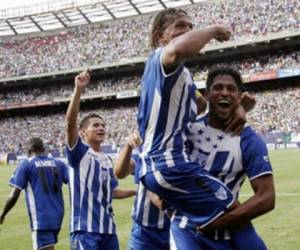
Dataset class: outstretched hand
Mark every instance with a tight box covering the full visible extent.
[74,70,91,90]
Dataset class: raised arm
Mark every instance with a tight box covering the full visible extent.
[114,132,142,179]
[162,25,231,69]
[65,70,91,148]
[0,188,21,224]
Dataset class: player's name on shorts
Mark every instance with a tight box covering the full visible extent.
[35,160,56,168]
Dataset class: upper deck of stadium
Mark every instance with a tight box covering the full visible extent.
[0,0,204,37]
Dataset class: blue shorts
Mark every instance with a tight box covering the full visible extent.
[127,221,169,250]
[142,163,234,227]
[170,220,231,250]
[32,229,59,250]
[70,231,119,250]
[231,224,267,250]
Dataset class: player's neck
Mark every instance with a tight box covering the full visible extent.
[208,114,227,131]
[90,142,102,152]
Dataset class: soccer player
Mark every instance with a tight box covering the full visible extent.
[114,132,170,250]
[138,8,244,229]
[0,137,68,250]
[65,70,136,250]
[171,66,275,249]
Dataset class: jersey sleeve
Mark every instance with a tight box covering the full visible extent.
[9,160,29,190]
[65,137,88,168]
[148,48,184,90]
[241,128,273,180]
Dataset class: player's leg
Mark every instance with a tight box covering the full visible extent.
[230,223,268,250]
[127,221,169,250]
[142,162,234,228]
[32,230,59,250]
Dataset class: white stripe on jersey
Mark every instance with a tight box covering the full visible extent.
[142,88,161,155]
[69,167,75,232]
[86,158,95,232]
[170,229,179,250]
[77,153,90,230]
[157,209,165,229]
[142,191,151,227]
[32,231,38,250]
[27,183,38,230]
[153,171,188,194]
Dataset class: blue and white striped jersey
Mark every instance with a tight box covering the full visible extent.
[186,114,273,199]
[9,155,68,230]
[137,48,198,177]
[131,154,170,230]
[66,137,118,234]
[173,114,273,238]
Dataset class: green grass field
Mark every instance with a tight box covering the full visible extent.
[0,149,299,250]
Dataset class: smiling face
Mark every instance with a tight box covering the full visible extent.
[159,14,193,46]
[208,74,241,121]
[81,117,106,145]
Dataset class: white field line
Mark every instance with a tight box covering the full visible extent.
[240,193,300,197]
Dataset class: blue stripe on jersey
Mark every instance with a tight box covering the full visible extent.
[138,48,198,177]
[66,137,118,234]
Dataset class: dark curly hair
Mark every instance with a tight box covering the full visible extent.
[150,8,188,48]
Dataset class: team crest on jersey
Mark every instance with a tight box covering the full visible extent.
[263,155,270,162]
[214,186,228,201]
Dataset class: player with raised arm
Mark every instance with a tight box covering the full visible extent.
[0,137,68,250]
[65,70,136,250]
[115,132,170,250]
[137,8,246,231]
[171,66,275,249]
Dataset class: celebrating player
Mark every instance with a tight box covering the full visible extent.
[65,70,136,250]
[137,8,244,229]
[0,137,68,250]
[171,66,275,249]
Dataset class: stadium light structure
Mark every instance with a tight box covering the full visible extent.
[0,0,200,37]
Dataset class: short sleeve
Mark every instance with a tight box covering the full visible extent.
[241,128,273,180]
[9,160,29,190]
[65,137,88,168]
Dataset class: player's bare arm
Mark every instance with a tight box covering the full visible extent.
[65,70,91,148]
[0,187,21,224]
[112,189,136,199]
[114,132,142,179]
[162,25,231,69]
[203,175,275,230]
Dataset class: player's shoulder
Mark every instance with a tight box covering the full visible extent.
[188,113,208,132]
[240,126,267,150]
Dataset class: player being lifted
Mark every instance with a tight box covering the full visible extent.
[65,70,136,250]
[137,8,249,229]
[0,137,68,250]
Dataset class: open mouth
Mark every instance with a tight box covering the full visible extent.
[217,99,231,109]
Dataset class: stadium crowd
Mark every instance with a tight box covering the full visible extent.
[0,86,299,154]
[0,51,299,106]
[0,0,299,78]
